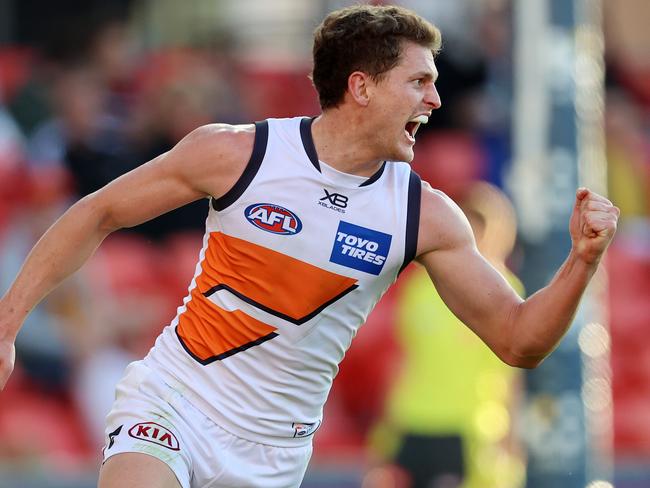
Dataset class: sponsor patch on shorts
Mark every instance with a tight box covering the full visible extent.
[329,221,392,275]
[107,425,123,450]
[128,422,180,451]
[292,420,321,438]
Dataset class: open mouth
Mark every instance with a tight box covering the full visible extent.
[404,115,429,142]
[405,121,419,139]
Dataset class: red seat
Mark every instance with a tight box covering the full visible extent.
[608,241,650,457]
[0,47,34,102]
[237,66,321,120]
[0,376,93,468]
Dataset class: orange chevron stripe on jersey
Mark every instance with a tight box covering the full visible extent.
[177,287,278,364]
[176,232,358,363]
[197,232,358,322]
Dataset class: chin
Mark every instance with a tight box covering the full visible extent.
[382,138,415,162]
[392,146,415,163]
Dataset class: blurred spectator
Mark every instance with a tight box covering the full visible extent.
[8,1,134,134]
[369,183,525,488]
[400,0,488,132]
[126,48,243,239]
[0,104,93,466]
[56,64,135,191]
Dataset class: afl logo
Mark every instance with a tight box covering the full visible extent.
[245,203,303,235]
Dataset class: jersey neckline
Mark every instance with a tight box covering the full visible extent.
[299,117,386,188]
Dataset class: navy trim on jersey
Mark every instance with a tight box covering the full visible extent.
[175,326,278,365]
[202,283,359,325]
[211,120,269,212]
[359,161,386,187]
[399,170,421,273]
[300,116,388,187]
[300,117,320,172]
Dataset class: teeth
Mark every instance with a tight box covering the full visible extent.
[410,115,429,124]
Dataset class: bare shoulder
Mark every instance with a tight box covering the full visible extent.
[177,123,256,157]
[168,122,256,198]
[416,180,475,258]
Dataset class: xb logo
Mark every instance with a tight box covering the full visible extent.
[320,189,348,209]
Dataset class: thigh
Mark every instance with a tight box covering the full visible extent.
[99,452,182,488]
[101,362,193,487]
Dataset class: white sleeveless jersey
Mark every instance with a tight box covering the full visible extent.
[145,117,421,446]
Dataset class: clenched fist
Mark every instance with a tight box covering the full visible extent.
[569,188,620,265]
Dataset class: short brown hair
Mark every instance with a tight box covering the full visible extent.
[311,5,442,110]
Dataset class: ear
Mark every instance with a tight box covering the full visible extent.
[347,71,372,107]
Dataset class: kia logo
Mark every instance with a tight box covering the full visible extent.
[128,422,180,451]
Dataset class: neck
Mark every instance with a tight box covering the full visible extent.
[311,108,384,177]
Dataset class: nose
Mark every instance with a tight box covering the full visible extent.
[425,83,441,110]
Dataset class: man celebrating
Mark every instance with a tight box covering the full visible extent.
[0,5,618,488]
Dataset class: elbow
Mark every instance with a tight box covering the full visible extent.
[74,194,119,235]
[499,344,547,369]
[502,352,545,369]
[498,303,548,369]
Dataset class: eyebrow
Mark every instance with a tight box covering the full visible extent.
[412,71,439,82]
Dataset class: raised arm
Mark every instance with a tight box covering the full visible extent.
[416,184,619,369]
[0,123,255,388]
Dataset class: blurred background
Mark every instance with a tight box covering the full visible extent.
[0,0,648,487]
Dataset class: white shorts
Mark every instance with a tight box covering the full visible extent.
[102,361,313,488]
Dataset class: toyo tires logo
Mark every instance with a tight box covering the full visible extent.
[245,203,303,235]
[329,221,391,275]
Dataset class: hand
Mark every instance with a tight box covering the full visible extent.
[0,338,16,390]
[569,188,620,265]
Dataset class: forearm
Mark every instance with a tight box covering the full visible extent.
[0,196,114,339]
[508,250,599,367]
